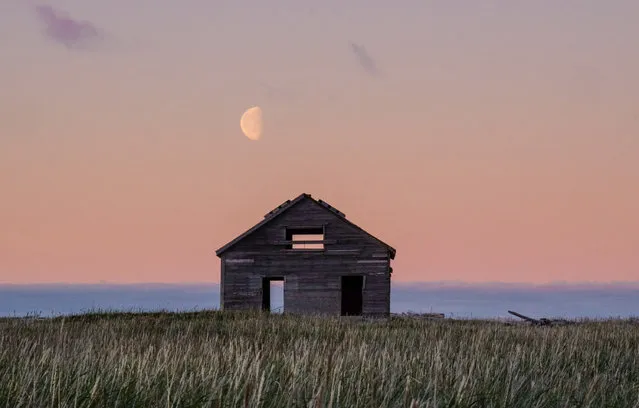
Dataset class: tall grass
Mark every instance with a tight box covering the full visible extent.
[1,311,638,407]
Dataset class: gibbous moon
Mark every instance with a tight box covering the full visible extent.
[240,106,263,141]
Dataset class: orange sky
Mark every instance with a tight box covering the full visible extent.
[1,1,638,284]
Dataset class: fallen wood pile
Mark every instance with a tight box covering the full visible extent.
[507,310,572,326]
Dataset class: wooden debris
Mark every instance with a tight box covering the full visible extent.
[507,310,572,326]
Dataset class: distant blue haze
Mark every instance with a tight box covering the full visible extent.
[1,283,638,319]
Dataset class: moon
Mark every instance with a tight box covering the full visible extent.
[240,106,263,141]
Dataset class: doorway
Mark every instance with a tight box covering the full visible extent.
[341,276,364,316]
[262,277,284,313]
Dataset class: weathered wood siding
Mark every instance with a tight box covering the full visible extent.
[220,198,392,317]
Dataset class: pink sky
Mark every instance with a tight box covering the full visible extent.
[1,1,638,284]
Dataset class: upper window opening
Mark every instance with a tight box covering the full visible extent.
[286,227,324,250]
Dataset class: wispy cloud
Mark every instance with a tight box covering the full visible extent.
[349,41,381,77]
[34,5,103,50]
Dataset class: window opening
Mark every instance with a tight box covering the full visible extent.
[285,227,325,249]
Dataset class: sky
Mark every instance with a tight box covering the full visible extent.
[1,1,638,284]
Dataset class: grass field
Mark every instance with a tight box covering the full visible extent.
[1,311,638,407]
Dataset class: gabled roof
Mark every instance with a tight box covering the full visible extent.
[215,193,396,258]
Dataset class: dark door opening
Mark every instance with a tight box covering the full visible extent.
[341,276,364,316]
[262,277,284,313]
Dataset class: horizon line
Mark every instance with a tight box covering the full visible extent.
[2,280,639,288]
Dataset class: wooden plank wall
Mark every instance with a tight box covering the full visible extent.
[220,198,392,317]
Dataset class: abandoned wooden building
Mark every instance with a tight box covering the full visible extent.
[215,193,396,317]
